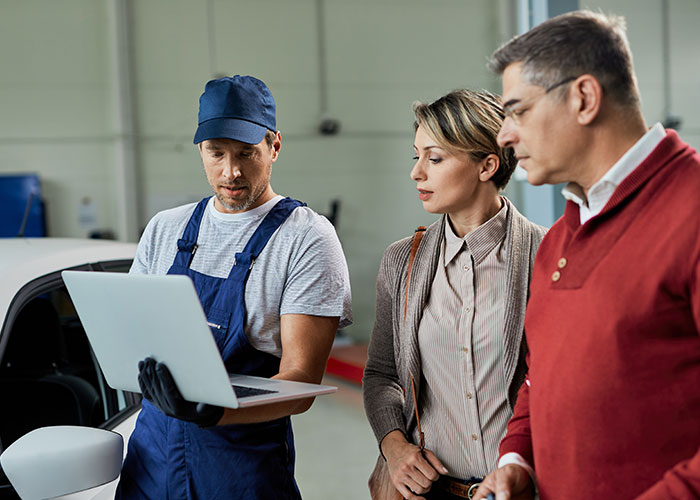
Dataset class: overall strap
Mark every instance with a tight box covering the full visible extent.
[172,197,209,269]
[229,198,306,275]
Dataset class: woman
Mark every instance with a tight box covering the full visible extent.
[363,89,545,500]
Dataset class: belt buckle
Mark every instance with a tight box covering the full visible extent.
[440,476,482,499]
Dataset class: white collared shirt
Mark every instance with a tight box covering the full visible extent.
[561,123,665,224]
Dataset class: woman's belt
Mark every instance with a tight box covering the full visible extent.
[434,475,483,499]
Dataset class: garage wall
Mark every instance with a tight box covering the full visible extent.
[1,0,698,341]
[0,1,118,238]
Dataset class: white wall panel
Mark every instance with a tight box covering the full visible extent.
[669,0,700,136]
[0,1,111,138]
[0,1,117,239]
[325,0,501,133]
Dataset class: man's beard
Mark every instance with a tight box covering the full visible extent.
[216,183,266,212]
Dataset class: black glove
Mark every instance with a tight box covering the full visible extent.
[138,357,224,428]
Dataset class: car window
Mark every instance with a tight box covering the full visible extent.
[0,261,140,455]
[92,259,132,274]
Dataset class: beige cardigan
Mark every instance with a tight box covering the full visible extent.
[363,198,546,447]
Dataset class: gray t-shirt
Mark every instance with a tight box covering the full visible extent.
[131,195,352,357]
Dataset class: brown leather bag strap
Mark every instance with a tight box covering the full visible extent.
[404,227,426,455]
[403,226,427,323]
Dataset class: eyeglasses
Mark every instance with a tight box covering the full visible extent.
[503,76,577,125]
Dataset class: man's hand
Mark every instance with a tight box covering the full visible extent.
[472,464,535,500]
[138,357,224,428]
[381,430,447,500]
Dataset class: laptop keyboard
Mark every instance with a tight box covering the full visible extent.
[232,384,279,398]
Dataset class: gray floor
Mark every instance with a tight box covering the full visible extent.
[292,376,378,500]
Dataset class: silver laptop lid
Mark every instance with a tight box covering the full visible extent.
[62,271,240,408]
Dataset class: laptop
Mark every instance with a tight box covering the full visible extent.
[61,271,337,408]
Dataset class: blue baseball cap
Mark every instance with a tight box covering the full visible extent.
[193,75,276,145]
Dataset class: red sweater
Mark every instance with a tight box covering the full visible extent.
[500,130,700,499]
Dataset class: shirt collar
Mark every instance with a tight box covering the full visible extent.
[562,122,665,207]
[443,198,508,267]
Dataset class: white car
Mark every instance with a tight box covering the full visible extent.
[0,238,140,500]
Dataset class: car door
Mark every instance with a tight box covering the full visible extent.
[0,259,141,500]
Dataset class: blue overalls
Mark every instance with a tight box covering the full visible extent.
[116,197,305,500]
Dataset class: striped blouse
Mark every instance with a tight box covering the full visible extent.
[413,201,510,478]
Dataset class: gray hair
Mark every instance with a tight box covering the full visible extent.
[488,10,640,108]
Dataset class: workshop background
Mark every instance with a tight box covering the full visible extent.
[1,0,698,343]
[1,1,699,499]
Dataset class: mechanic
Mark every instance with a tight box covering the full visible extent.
[115,75,352,499]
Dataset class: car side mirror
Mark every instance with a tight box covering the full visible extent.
[0,426,123,500]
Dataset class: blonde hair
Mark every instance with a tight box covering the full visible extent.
[413,89,516,189]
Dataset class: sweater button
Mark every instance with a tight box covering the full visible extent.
[558,257,567,268]
[552,270,561,282]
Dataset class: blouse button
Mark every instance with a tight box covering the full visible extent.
[552,270,561,282]
[558,258,568,269]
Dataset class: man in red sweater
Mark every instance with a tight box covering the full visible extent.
[474,10,700,500]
